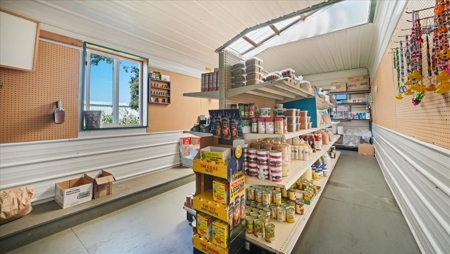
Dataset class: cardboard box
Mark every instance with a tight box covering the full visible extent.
[358,144,374,156]
[200,146,231,163]
[348,75,370,83]
[197,212,215,241]
[93,170,116,199]
[55,174,94,209]
[330,82,347,92]
[347,80,370,91]
[212,219,229,248]
[213,178,229,205]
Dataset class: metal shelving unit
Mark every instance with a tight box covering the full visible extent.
[183,90,219,100]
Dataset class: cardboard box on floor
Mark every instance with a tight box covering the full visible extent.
[93,170,116,199]
[358,143,374,156]
[55,174,94,209]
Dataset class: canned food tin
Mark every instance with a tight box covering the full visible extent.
[252,208,260,213]
[269,205,278,220]
[276,207,286,222]
[250,212,259,219]
[256,204,264,210]
[273,191,282,205]
[247,187,255,201]
[246,216,254,234]
[262,191,271,206]
[288,189,296,201]
[286,208,295,223]
[253,219,264,238]
[281,188,288,199]
[255,190,263,203]
[250,202,257,208]
[263,208,271,222]
[246,207,252,215]
[259,215,269,226]
[265,223,275,243]
[295,201,305,215]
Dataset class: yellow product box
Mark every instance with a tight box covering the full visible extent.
[200,146,231,163]
[213,178,229,205]
[193,233,228,254]
[212,219,229,249]
[197,212,215,241]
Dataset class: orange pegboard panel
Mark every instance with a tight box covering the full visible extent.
[0,41,79,143]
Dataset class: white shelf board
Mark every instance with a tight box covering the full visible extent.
[245,135,340,189]
[245,151,341,254]
[315,97,335,109]
[183,90,219,100]
[244,124,333,140]
[183,206,196,215]
[226,79,314,103]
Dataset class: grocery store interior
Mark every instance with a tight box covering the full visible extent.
[0,0,448,254]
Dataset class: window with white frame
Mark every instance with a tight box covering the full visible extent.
[82,43,148,130]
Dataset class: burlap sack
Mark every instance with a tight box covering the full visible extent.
[0,186,34,225]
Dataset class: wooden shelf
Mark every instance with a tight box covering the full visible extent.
[331,118,370,121]
[183,90,219,100]
[245,151,342,254]
[245,135,340,189]
[150,86,170,91]
[151,94,170,97]
[149,102,170,105]
[151,79,170,84]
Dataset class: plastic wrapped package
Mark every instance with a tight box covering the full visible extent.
[247,79,263,86]
[233,75,246,83]
[246,65,264,73]
[343,129,362,147]
[231,82,246,88]
[265,72,282,81]
[245,57,263,66]
[232,62,245,70]
[247,72,264,80]
[360,128,372,143]
[232,68,246,76]
[281,68,295,79]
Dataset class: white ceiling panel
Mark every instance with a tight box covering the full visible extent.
[0,0,400,79]
[256,24,376,76]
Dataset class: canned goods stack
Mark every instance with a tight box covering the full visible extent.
[256,150,269,180]
[269,150,282,182]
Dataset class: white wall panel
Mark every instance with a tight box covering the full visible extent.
[373,124,450,254]
[0,131,186,204]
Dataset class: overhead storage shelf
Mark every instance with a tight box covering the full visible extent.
[226,79,314,103]
[315,97,335,109]
[245,135,340,189]
[183,90,219,100]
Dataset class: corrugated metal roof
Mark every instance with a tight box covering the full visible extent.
[0,0,401,78]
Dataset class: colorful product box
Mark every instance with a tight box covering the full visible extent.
[197,212,215,241]
[212,219,229,249]
[213,178,229,205]
[200,146,231,163]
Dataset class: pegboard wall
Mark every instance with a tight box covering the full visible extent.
[0,41,80,143]
[372,0,450,149]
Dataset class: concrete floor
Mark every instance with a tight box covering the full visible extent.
[9,151,420,254]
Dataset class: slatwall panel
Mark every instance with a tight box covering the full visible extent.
[372,0,450,149]
[0,41,79,143]
[0,131,185,203]
[373,125,450,254]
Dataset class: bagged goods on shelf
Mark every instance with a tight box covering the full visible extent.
[300,81,312,92]
[247,72,263,80]
[232,75,246,83]
[265,72,282,81]
[246,65,264,73]
[231,81,246,88]
[281,68,296,79]
[245,57,263,67]
[232,62,245,70]
[231,68,246,76]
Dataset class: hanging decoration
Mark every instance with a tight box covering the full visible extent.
[394,48,404,99]
[434,0,450,94]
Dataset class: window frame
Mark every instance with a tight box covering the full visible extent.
[81,42,148,131]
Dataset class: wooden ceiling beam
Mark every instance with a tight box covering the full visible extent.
[242,36,258,48]
[269,24,281,35]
